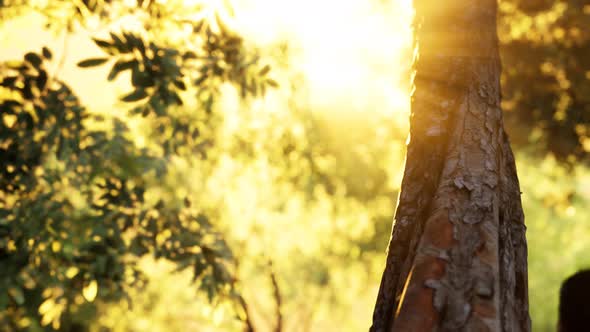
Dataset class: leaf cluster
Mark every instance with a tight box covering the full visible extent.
[0,1,277,330]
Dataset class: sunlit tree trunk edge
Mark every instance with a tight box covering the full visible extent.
[370,1,531,331]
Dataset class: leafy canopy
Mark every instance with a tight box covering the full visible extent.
[0,0,276,330]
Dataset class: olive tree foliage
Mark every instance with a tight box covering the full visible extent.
[0,0,276,330]
[499,0,590,162]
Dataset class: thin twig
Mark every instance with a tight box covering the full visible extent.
[232,256,256,332]
[268,259,283,332]
[237,293,256,332]
[53,31,69,80]
[43,30,70,98]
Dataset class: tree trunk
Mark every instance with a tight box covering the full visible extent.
[370,1,531,331]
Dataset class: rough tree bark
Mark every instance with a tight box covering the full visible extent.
[370,1,530,331]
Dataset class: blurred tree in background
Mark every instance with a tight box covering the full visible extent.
[0,0,588,331]
[500,0,590,162]
[497,5,590,328]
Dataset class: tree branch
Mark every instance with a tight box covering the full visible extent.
[268,260,282,332]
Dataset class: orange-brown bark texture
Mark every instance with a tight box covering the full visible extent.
[370,1,530,331]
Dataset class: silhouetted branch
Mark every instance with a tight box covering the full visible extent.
[237,293,256,332]
[233,256,256,332]
[269,260,283,332]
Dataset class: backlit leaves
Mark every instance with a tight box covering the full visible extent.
[0,1,278,330]
[500,0,590,162]
[121,88,148,102]
[82,280,98,302]
[76,58,109,68]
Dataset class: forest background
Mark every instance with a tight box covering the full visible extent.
[0,0,589,331]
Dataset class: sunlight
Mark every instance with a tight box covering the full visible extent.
[231,0,414,115]
[0,0,414,118]
[3,1,589,331]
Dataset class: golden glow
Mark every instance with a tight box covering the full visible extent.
[0,0,414,120]
[233,0,414,115]
[2,3,590,332]
[395,266,414,318]
[0,0,414,118]
[0,2,415,331]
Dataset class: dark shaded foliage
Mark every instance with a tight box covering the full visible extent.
[500,0,590,162]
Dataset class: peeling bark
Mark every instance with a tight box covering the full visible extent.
[370,1,530,331]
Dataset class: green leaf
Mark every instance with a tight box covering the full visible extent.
[261,83,266,96]
[95,256,107,274]
[110,32,125,48]
[42,47,52,60]
[172,79,186,91]
[1,76,18,88]
[123,32,142,52]
[77,58,109,68]
[148,95,165,116]
[249,81,258,96]
[121,89,148,102]
[183,51,198,60]
[194,75,207,86]
[266,78,279,88]
[258,65,270,76]
[92,38,112,49]
[5,60,25,70]
[0,289,8,310]
[36,70,48,90]
[171,92,183,105]
[24,52,42,67]
[8,287,24,305]
[215,13,230,36]
[107,59,137,81]
[131,69,155,87]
